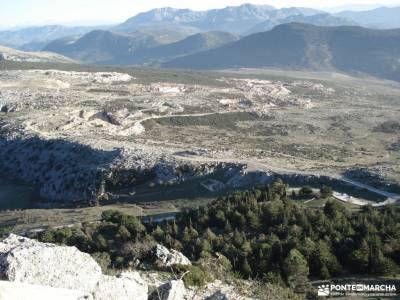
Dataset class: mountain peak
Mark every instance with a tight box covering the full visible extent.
[235,3,275,10]
[114,4,284,34]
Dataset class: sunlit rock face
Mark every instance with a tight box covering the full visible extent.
[0,234,148,300]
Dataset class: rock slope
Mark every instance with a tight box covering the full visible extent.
[0,234,148,300]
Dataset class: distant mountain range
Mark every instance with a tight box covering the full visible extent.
[0,3,399,81]
[335,6,400,29]
[34,4,355,65]
[0,3,398,52]
[0,25,108,51]
[128,31,239,65]
[245,13,357,35]
[113,4,322,34]
[113,4,279,34]
[164,23,400,81]
[43,26,202,64]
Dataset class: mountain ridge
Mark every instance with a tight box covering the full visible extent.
[1,4,399,53]
[245,13,357,34]
[0,25,109,51]
[335,6,400,29]
[129,31,239,65]
[163,23,400,81]
[113,4,322,34]
[44,30,238,65]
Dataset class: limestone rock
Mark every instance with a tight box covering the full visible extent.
[157,280,186,300]
[184,280,255,300]
[206,290,229,300]
[92,272,148,300]
[0,234,149,300]
[0,280,93,300]
[154,244,191,267]
[0,234,102,293]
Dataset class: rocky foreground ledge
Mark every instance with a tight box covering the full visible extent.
[0,234,246,300]
[0,234,149,299]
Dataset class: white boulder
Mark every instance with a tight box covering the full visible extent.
[206,290,229,300]
[92,272,148,300]
[154,244,191,267]
[0,234,102,293]
[157,280,186,300]
[0,234,148,300]
[0,280,92,300]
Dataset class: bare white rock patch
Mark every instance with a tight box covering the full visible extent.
[0,234,148,300]
[154,244,192,267]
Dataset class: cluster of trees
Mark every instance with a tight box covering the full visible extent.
[39,179,400,292]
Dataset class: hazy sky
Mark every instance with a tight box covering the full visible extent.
[1,0,399,28]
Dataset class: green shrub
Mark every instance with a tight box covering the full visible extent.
[39,230,55,243]
[92,252,111,272]
[299,186,313,197]
[173,265,213,287]
[320,185,333,198]
[0,226,12,238]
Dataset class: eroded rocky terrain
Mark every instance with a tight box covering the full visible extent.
[0,66,399,210]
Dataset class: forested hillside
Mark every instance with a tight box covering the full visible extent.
[38,179,400,295]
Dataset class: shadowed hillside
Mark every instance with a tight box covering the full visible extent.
[129,31,239,64]
[43,29,168,64]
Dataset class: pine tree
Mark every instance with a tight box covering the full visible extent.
[283,249,310,292]
[240,257,252,278]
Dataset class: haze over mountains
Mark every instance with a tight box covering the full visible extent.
[335,6,400,29]
[0,25,109,51]
[1,3,400,81]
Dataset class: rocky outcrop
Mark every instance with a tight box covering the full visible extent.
[1,121,376,205]
[156,280,186,300]
[1,128,386,205]
[206,291,229,300]
[0,136,116,203]
[0,234,148,300]
[92,272,148,300]
[0,234,102,293]
[185,279,256,300]
[0,280,92,300]
[226,167,273,188]
[0,131,242,203]
[344,166,400,194]
[154,244,191,267]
